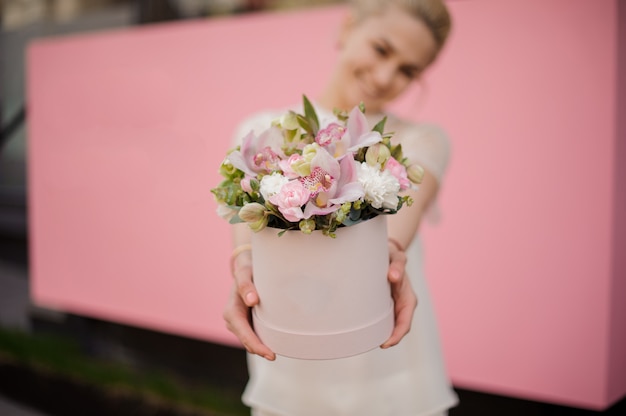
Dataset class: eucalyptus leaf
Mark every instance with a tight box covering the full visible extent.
[349,208,362,221]
[229,215,245,224]
[341,217,363,227]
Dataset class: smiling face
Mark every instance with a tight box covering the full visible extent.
[320,4,438,114]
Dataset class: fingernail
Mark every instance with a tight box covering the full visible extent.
[245,292,256,304]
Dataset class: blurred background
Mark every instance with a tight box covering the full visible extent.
[2,2,345,415]
[1,1,625,415]
[1,0,342,263]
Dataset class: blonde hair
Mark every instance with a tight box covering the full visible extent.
[350,0,452,62]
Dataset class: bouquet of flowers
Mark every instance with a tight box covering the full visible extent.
[212,96,424,237]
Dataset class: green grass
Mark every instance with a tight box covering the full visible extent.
[0,327,249,415]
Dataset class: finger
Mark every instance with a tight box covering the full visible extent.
[233,264,259,307]
[226,313,276,360]
[387,249,407,283]
[223,288,276,360]
[381,274,417,349]
[381,298,415,348]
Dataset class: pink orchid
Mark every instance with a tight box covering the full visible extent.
[321,107,383,159]
[303,149,364,217]
[315,122,346,147]
[227,127,285,177]
[269,180,311,222]
[385,157,411,191]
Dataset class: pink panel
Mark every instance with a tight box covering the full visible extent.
[417,0,619,409]
[27,0,625,410]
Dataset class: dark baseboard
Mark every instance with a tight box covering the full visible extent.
[450,389,625,416]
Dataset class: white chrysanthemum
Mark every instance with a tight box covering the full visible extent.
[260,172,289,201]
[356,162,400,210]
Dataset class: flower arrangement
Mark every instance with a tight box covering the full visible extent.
[212,96,424,237]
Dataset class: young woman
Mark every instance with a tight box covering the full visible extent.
[224,1,458,414]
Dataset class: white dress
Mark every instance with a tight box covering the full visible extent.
[232,107,459,416]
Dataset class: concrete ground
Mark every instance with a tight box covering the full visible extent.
[0,395,47,416]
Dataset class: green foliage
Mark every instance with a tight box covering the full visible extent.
[0,328,248,415]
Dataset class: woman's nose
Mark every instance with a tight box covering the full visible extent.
[371,64,396,90]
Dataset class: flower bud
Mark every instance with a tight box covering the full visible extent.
[248,216,269,233]
[240,177,253,193]
[335,209,346,223]
[365,144,391,167]
[279,111,300,130]
[407,164,425,184]
[299,219,316,234]
[219,158,237,177]
[238,202,267,223]
[250,178,260,192]
[292,143,319,176]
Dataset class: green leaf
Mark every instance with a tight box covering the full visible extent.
[229,214,244,224]
[296,114,313,136]
[341,217,363,227]
[303,95,319,135]
[372,116,387,134]
[349,208,362,221]
[391,143,404,161]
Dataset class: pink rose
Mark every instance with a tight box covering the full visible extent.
[385,157,411,191]
[269,180,312,222]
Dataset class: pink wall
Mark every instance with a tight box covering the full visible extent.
[27,0,625,410]
[416,0,623,410]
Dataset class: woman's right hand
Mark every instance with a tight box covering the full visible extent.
[223,256,276,361]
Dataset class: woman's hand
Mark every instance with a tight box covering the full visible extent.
[223,251,276,361]
[380,242,418,349]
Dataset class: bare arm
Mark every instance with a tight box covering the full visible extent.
[387,168,440,250]
[382,168,440,348]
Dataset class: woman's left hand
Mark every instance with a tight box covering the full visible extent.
[380,245,418,349]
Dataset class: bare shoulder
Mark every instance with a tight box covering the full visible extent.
[385,114,450,148]
[231,108,286,146]
[384,114,452,181]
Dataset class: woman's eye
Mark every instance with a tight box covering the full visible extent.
[373,44,388,56]
[401,68,417,79]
